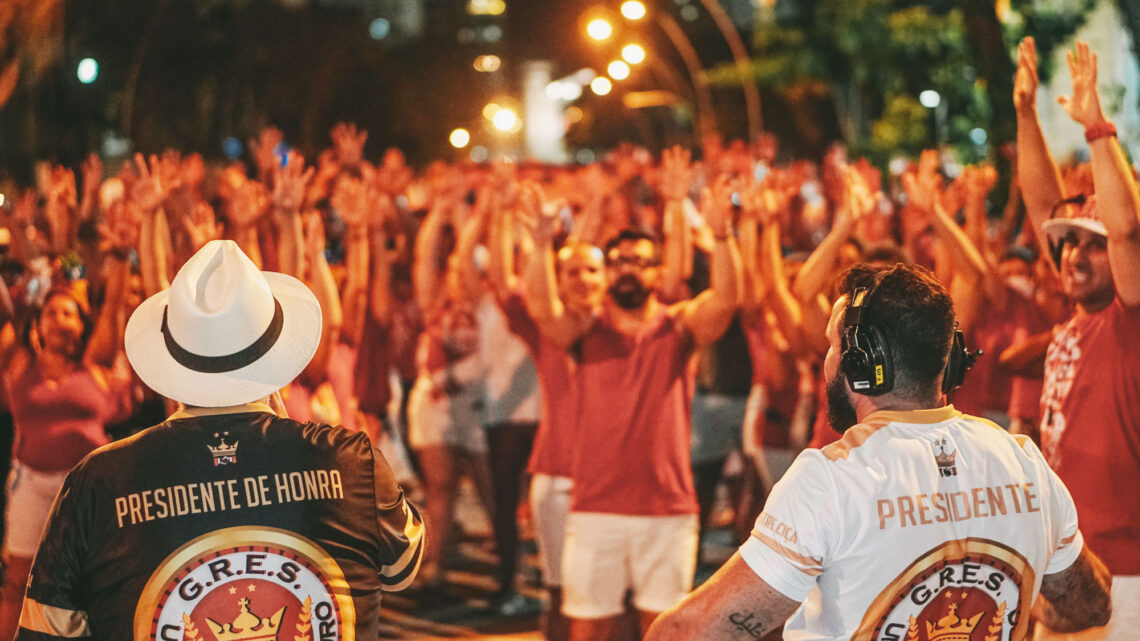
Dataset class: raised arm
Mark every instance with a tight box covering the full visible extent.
[412,201,449,313]
[660,146,694,301]
[1059,41,1140,307]
[520,185,592,350]
[1014,37,1068,269]
[485,185,517,300]
[271,151,314,279]
[85,200,140,369]
[674,177,741,349]
[299,213,342,382]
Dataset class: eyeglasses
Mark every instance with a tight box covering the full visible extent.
[606,255,659,269]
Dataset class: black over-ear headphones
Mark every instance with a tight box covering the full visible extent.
[840,282,980,397]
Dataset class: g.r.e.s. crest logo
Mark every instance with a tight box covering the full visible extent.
[852,538,1035,641]
[135,527,356,641]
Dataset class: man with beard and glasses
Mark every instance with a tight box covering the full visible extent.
[645,263,1111,641]
[523,185,741,641]
[1015,38,1140,639]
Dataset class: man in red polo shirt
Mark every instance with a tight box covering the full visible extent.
[523,182,741,641]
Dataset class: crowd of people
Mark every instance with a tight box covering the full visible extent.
[0,37,1136,640]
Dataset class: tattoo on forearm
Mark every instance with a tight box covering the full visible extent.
[727,611,764,638]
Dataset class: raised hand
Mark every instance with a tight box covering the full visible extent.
[181,153,207,194]
[330,176,370,229]
[80,153,103,207]
[248,126,284,181]
[517,181,559,242]
[901,150,943,214]
[271,151,315,216]
[1014,37,1039,114]
[376,147,412,196]
[660,145,693,202]
[129,153,167,213]
[1058,40,1107,128]
[302,210,327,264]
[702,175,736,237]
[182,202,222,251]
[223,178,268,230]
[331,122,368,168]
[99,199,143,251]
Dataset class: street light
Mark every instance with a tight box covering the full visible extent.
[586,18,613,41]
[622,44,646,65]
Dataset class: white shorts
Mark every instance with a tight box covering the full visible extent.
[561,511,698,619]
[1033,575,1140,641]
[407,377,487,453]
[529,474,573,587]
[4,461,69,558]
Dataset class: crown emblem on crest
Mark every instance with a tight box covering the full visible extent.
[205,597,285,641]
[208,432,239,466]
[923,601,984,641]
[933,437,957,477]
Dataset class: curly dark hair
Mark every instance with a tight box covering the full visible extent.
[838,263,955,401]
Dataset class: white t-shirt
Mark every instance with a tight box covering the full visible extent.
[739,405,1081,641]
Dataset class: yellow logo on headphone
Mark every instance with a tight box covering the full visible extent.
[874,364,884,386]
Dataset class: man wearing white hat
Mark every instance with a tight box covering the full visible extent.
[1016,38,1140,638]
[16,240,424,641]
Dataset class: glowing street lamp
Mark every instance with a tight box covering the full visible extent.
[492,107,521,133]
[607,60,630,80]
[590,77,613,95]
[621,1,647,20]
[586,18,613,41]
[621,44,646,65]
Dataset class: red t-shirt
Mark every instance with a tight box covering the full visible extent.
[1040,298,1140,575]
[570,308,698,515]
[499,293,578,478]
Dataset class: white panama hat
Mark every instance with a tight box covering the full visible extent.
[125,240,321,407]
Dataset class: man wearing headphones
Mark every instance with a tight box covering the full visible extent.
[646,263,1111,641]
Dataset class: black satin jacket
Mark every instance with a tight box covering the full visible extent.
[18,408,423,641]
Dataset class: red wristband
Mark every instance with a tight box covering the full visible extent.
[1084,121,1117,143]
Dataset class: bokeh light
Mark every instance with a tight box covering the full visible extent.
[369,18,391,40]
[621,1,647,20]
[586,18,613,41]
[622,44,646,64]
[590,77,613,95]
[492,107,520,133]
[919,89,941,108]
[474,54,502,72]
[450,128,471,148]
[77,58,99,84]
[607,60,630,80]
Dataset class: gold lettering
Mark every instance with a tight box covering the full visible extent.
[289,472,304,501]
[274,473,290,503]
[154,488,169,519]
[916,493,933,525]
[1005,484,1023,512]
[198,482,215,512]
[950,491,971,521]
[227,479,241,508]
[173,485,190,515]
[141,490,155,522]
[115,497,129,527]
[212,481,229,510]
[304,470,319,499]
[244,477,263,507]
[933,493,950,523]
[986,486,1007,516]
[898,496,917,527]
[128,493,143,525]
[330,470,343,498]
[256,475,272,505]
[317,470,331,499]
[1024,483,1040,513]
[188,483,201,514]
[972,488,988,518]
[877,500,895,530]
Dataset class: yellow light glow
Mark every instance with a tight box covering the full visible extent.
[586,18,613,41]
[622,44,646,64]
[467,0,506,16]
[565,106,584,124]
[474,54,502,72]
[591,77,613,95]
[483,102,502,119]
[607,60,630,80]
[492,107,520,132]
[621,1,647,20]
[450,128,471,148]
